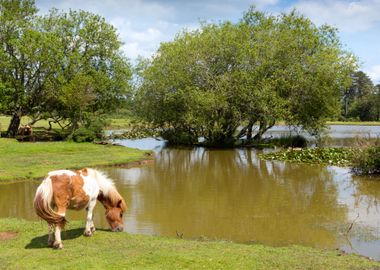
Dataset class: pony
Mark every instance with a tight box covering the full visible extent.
[33,168,127,249]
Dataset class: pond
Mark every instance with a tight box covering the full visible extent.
[1,125,380,260]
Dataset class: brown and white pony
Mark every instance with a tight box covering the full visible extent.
[34,168,127,249]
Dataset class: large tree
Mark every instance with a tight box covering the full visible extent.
[38,9,132,134]
[0,1,132,137]
[135,8,357,146]
[0,0,42,136]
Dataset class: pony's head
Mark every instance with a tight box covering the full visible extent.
[105,198,126,232]
[91,168,128,232]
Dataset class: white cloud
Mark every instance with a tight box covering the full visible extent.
[293,0,380,32]
[109,17,182,59]
[366,65,380,84]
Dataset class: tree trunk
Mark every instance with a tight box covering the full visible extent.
[7,113,21,137]
[344,96,349,118]
[253,118,275,141]
[253,120,266,141]
[246,120,254,141]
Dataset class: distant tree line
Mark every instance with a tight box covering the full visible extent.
[342,71,380,121]
[1,1,376,146]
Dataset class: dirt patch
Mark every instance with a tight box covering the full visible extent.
[0,231,18,240]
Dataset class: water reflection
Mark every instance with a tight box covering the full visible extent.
[106,148,348,248]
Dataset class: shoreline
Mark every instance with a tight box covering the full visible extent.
[0,138,152,183]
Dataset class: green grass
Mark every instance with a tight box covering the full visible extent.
[0,218,378,270]
[0,138,149,182]
[326,121,380,126]
[0,115,133,132]
[0,116,64,132]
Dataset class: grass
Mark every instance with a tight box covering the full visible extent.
[0,218,378,270]
[326,121,380,126]
[0,138,149,182]
[0,115,132,132]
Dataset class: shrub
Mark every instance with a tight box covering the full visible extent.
[68,116,108,142]
[271,135,308,148]
[351,146,380,175]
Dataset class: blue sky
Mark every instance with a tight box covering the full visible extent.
[36,0,380,84]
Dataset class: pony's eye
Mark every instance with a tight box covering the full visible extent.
[120,213,123,218]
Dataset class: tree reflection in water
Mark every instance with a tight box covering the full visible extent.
[109,147,348,248]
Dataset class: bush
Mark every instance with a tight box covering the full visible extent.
[70,128,95,142]
[351,146,380,175]
[161,129,198,145]
[68,116,108,142]
[271,135,308,148]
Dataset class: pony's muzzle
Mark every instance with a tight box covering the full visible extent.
[113,225,123,232]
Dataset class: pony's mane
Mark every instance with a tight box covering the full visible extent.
[89,168,127,211]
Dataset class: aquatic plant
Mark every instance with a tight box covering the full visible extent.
[260,148,354,166]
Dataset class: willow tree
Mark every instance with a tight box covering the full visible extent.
[135,8,357,146]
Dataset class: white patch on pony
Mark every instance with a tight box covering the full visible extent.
[87,168,115,196]
[48,170,76,177]
[81,172,100,200]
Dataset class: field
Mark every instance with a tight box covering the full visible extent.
[0,218,378,270]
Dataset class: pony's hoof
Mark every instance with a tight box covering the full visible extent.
[48,240,54,247]
[52,242,63,249]
[90,226,96,233]
[84,230,93,237]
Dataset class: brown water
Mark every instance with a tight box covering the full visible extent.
[1,130,380,260]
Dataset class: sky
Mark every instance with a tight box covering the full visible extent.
[36,0,380,84]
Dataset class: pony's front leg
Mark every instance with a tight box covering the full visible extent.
[84,199,97,236]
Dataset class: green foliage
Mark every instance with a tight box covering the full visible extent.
[0,1,132,137]
[351,138,380,175]
[342,71,379,121]
[351,146,380,175]
[135,7,357,146]
[108,122,161,140]
[68,116,109,142]
[270,135,308,148]
[260,147,354,166]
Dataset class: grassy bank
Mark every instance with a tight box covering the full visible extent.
[0,139,149,182]
[0,218,378,269]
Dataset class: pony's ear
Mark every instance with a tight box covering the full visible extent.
[117,199,122,208]
[81,168,88,176]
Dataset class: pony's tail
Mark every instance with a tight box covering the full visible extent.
[33,177,67,228]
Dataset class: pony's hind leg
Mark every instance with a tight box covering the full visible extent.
[48,224,55,247]
[53,225,63,249]
[52,206,67,249]
[84,199,97,236]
